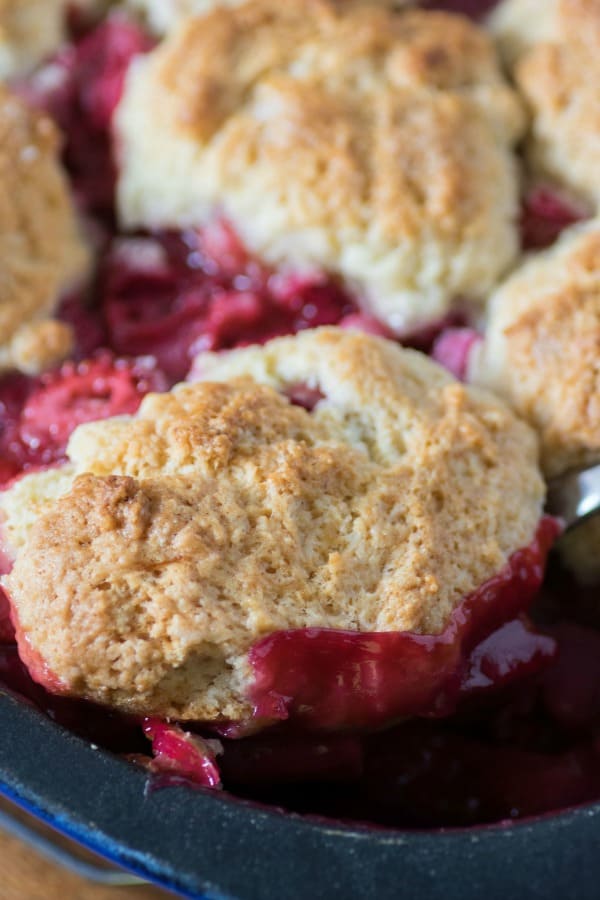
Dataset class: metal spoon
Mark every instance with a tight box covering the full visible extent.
[546,463,600,531]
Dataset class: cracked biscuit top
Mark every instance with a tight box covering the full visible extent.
[1,328,544,722]
[490,0,600,205]
[115,0,525,335]
[0,87,89,375]
[0,0,67,77]
[470,221,600,478]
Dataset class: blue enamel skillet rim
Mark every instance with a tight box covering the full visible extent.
[1,690,600,900]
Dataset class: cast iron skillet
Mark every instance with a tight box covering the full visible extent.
[1,689,599,900]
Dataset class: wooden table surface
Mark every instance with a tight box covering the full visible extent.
[0,796,173,900]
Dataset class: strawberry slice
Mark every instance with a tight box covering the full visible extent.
[19,354,167,464]
[143,718,223,789]
[432,326,482,381]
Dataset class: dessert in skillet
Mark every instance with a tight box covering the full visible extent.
[1,0,599,826]
[0,85,88,375]
[0,329,545,723]
[115,0,526,335]
[490,0,600,207]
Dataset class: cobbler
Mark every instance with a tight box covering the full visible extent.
[0,0,599,830]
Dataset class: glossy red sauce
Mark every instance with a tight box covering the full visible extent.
[246,518,559,732]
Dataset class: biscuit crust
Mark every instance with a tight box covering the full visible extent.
[116,0,525,333]
[471,221,600,477]
[491,0,600,205]
[0,87,89,375]
[2,329,544,721]
[125,0,413,34]
[0,0,66,77]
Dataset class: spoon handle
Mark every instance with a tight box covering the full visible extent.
[546,463,600,530]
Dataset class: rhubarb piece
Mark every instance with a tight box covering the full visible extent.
[432,327,481,381]
[143,718,222,788]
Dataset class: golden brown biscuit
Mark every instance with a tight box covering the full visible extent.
[0,0,67,77]
[470,220,600,479]
[115,0,525,335]
[488,0,561,65]
[0,87,89,375]
[471,220,600,583]
[1,328,544,721]
[490,0,600,206]
[125,0,413,34]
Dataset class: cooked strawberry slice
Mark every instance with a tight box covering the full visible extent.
[143,718,223,789]
[19,354,167,461]
[432,326,482,381]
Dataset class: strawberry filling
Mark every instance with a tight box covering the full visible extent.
[245,518,559,732]
[0,9,598,829]
[0,354,166,483]
[520,186,589,251]
[142,719,223,790]
[431,326,481,381]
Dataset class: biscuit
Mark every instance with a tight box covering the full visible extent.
[470,220,600,478]
[470,221,600,583]
[0,87,89,375]
[125,0,413,34]
[115,0,525,335]
[1,328,544,721]
[488,0,561,65]
[0,0,67,78]
[490,0,600,205]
